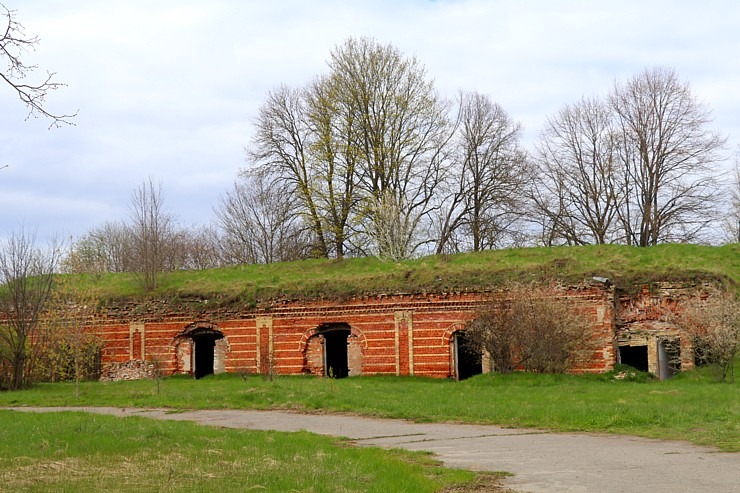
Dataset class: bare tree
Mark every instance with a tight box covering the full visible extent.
[0,228,60,390]
[1,3,75,126]
[514,293,590,373]
[169,224,222,270]
[609,66,726,246]
[532,96,622,245]
[66,220,221,274]
[464,299,519,373]
[129,178,174,291]
[723,148,740,244]
[249,85,329,258]
[40,274,101,397]
[436,91,529,253]
[215,171,309,265]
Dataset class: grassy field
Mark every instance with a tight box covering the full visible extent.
[2,366,738,452]
[0,410,492,493]
[2,244,736,490]
[73,243,738,305]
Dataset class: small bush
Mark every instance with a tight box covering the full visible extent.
[464,286,592,374]
[674,292,740,382]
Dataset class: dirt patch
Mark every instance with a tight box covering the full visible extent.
[442,472,518,492]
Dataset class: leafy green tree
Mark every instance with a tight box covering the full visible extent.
[247,37,452,260]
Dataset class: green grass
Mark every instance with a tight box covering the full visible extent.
[3,366,738,452]
[0,410,482,492]
[76,244,738,306]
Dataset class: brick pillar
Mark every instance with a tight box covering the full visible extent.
[130,322,145,360]
[647,336,658,376]
[347,333,363,376]
[680,335,695,371]
[176,339,192,374]
[214,337,229,375]
[305,334,324,376]
[255,316,273,375]
[394,311,413,376]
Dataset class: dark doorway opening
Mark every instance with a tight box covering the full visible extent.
[455,331,482,380]
[619,345,648,372]
[322,326,350,378]
[193,331,224,379]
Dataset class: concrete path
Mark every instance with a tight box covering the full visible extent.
[6,407,739,493]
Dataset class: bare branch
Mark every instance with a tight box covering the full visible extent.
[1,3,76,127]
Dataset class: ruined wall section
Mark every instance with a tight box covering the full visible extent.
[615,282,713,373]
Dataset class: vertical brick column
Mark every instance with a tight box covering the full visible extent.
[214,338,229,374]
[256,316,273,375]
[394,311,413,376]
[347,333,363,376]
[130,322,145,360]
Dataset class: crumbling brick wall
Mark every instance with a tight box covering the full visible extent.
[615,282,708,376]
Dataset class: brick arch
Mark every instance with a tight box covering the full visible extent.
[441,322,466,346]
[175,320,222,339]
[173,321,226,379]
[298,323,367,352]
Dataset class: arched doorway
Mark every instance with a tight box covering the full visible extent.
[454,331,482,381]
[322,325,350,378]
[193,330,223,379]
[175,323,225,379]
[301,323,365,377]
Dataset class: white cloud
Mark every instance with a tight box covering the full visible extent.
[1,0,739,243]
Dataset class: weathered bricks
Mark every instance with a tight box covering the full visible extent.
[85,281,704,380]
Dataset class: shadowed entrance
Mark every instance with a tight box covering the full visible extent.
[454,331,482,380]
[619,345,648,372]
[322,325,350,378]
[175,323,225,379]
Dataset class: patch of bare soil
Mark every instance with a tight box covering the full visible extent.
[442,472,518,492]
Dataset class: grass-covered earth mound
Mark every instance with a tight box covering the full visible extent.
[76,243,738,308]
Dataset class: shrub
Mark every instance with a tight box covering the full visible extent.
[465,286,591,373]
[675,292,739,382]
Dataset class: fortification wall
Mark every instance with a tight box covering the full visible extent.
[93,282,618,380]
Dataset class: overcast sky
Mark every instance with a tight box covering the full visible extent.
[1,0,739,245]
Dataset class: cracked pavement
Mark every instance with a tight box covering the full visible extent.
[6,407,739,493]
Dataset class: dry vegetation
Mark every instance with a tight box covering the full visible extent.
[675,292,740,381]
[465,286,592,373]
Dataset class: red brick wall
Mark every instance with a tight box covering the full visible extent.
[91,283,619,379]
